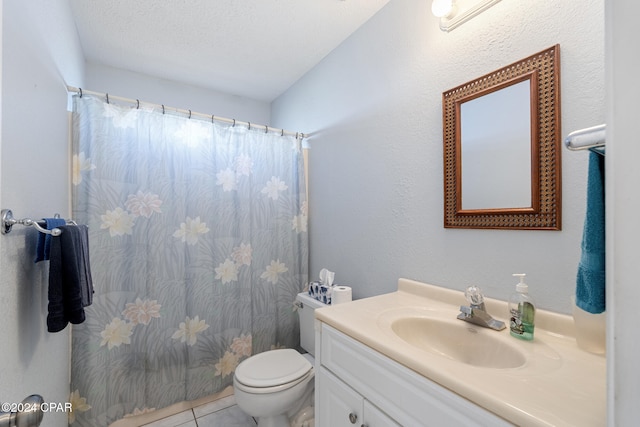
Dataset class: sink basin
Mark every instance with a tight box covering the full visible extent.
[391,317,526,369]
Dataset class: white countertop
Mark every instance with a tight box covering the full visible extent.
[315,278,606,427]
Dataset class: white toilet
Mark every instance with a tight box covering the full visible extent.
[233,292,325,427]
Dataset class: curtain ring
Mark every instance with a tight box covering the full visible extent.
[296,132,299,140]
[136,99,140,109]
[162,105,165,114]
[79,88,83,98]
[233,119,236,127]
[248,122,251,130]
[106,93,110,104]
[188,110,192,119]
[211,114,215,123]
[265,125,269,134]
[281,129,284,137]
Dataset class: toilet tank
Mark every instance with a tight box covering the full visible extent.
[296,292,327,357]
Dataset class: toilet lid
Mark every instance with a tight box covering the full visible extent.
[234,349,312,388]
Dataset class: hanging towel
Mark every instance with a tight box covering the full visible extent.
[47,225,94,332]
[576,152,606,314]
[34,218,66,263]
[77,224,94,307]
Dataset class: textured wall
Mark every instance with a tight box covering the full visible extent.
[272,0,605,314]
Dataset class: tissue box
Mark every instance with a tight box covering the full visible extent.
[308,281,333,305]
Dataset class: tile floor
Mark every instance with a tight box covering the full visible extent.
[141,395,256,427]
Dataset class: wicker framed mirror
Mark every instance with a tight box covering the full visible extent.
[442,45,561,230]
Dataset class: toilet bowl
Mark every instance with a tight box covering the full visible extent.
[233,292,325,427]
[233,349,314,427]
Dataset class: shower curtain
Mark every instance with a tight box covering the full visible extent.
[69,95,308,426]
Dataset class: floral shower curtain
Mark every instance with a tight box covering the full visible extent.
[69,95,308,426]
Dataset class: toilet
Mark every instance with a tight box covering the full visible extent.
[233,292,325,427]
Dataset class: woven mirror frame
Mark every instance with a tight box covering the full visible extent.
[442,45,561,230]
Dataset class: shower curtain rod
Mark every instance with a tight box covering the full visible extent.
[66,86,307,140]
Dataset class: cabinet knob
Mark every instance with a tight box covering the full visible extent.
[348,412,358,424]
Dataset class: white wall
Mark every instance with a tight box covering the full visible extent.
[85,63,271,125]
[606,1,640,424]
[0,1,83,426]
[272,0,604,314]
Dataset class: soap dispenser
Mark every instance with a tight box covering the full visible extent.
[509,273,535,340]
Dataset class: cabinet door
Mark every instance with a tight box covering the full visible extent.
[317,366,363,427]
[362,400,400,427]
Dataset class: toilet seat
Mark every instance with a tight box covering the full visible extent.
[234,349,313,394]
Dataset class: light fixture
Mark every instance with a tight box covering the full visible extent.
[431,0,456,18]
[432,0,502,32]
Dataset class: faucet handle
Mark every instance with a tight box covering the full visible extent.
[459,305,472,316]
[464,286,484,306]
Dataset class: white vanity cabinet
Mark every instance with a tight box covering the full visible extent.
[315,323,512,427]
[318,366,399,427]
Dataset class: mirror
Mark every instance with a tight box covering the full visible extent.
[460,77,535,210]
[442,45,561,230]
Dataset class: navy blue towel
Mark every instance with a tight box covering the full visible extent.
[34,218,66,263]
[576,152,606,314]
[77,224,94,308]
[47,225,94,332]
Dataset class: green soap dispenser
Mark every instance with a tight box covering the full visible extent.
[509,273,535,341]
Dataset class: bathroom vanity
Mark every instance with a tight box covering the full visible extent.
[314,279,606,426]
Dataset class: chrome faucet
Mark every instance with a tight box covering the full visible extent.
[457,286,506,331]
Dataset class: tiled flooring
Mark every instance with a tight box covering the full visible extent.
[141,395,256,427]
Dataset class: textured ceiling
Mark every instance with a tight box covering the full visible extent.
[69,0,390,102]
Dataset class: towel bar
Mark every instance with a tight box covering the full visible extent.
[565,124,606,154]
[0,394,44,427]
[1,209,74,236]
